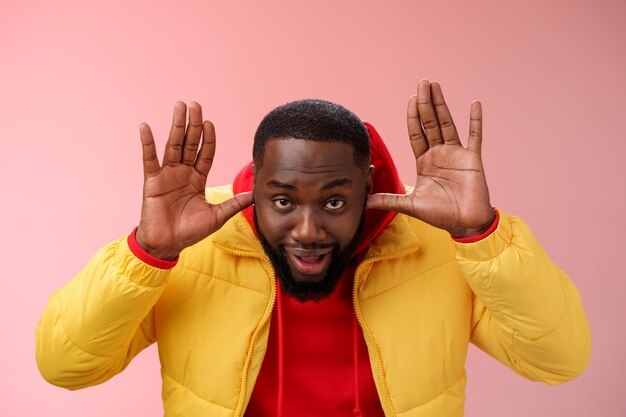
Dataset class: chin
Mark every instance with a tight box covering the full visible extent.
[289,271,328,284]
[279,254,342,302]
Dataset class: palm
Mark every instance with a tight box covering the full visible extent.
[367,81,494,237]
[136,102,252,260]
[141,166,219,253]
[410,145,490,236]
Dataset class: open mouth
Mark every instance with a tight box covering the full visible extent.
[284,247,334,277]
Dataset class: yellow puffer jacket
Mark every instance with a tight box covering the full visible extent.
[36,185,591,417]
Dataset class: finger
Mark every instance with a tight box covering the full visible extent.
[139,123,160,179]
[366,193,415,215]
[162,101,187,166]
[417,80,443,147]
[215,191,254,225]
[467,101,483,154]
[431,82,461,145]
[407,95,429,159]
[181,102,203,165]
[194,120,216,177]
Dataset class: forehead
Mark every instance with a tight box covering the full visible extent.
[256,139,363,183]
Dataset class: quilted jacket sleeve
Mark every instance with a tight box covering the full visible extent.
[36,234,170,390]
[455,212,591,384]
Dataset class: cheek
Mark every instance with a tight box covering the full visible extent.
[327,207,364,246]
[255,203,291,245]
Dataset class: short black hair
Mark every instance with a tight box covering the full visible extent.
[253,99,370,169]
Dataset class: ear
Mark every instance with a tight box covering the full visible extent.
[251,164,257,186]
[365,165,374,194]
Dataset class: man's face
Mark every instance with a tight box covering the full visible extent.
[253,138,372,302]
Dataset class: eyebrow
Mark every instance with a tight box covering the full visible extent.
[266,178,354,192]
[266,180,297,191]
[319,178,353,191]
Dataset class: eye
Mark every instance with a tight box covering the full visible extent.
[273,199,294,209]
[324,199,345,210]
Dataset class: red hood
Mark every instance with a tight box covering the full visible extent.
[233,122,405,254]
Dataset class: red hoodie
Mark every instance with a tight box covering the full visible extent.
[233,123,406,417]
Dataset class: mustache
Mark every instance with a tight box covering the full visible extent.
[280,243,338,250]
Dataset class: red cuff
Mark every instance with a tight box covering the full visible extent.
[451,209,499,244]
[127,227,179,269]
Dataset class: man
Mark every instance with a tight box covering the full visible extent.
[36,80,591,417]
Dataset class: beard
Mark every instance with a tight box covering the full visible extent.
[254,209,364,303]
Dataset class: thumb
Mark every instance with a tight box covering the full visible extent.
[366,193,413,214]
[215,192,254,225]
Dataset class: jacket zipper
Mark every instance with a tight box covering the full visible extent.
[214,243,277,417]
[352,246,419,417]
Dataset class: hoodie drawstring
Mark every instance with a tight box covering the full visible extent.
[353,315,364,417]
[275,283,365,417]
[276,285,284,417]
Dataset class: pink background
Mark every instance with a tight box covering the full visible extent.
[1,0,624,415]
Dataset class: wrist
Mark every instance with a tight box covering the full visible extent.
[451,209,498,243]
[130,227,180,267]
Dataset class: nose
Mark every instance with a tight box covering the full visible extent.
[291,207,327,244]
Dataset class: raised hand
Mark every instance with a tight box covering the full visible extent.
[367,80,495,238]
[136,102,253,260]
